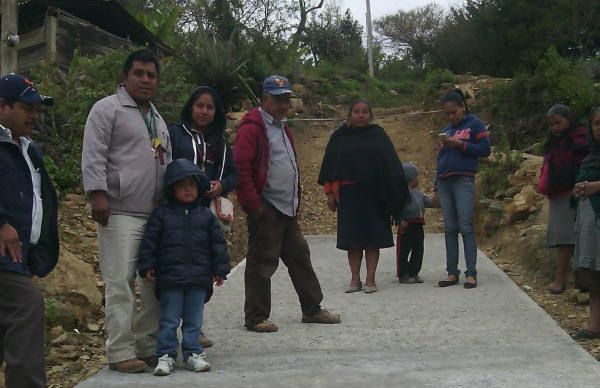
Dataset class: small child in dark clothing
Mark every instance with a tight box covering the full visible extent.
[397,163,438,284]
[138,159,230,376]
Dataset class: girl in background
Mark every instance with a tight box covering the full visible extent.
[435,89,491,289]
[537,104,589,294]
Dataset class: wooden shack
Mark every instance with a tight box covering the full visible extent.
[3,0,172,73]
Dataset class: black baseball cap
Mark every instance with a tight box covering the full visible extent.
[0,73,53,106]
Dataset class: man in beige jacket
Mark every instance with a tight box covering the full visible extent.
[82,49,172,373]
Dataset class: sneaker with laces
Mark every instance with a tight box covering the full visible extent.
[153,354,175,376]
[185,352,211,372]
[301,308,341,324]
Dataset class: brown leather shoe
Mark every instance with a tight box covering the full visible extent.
[108,358,147,373]
[139,355,158,368]
[200,332,214,348]
[302,308,341,324]
[246,320,279,332]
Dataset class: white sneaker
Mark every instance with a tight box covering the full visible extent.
[185,352,211,372]
[154,354,175,376]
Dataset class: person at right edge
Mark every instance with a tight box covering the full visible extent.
[435,89,491,289]
[234,75,341,333]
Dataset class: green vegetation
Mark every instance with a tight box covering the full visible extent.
[23,0,600,193]
[478,132,522,198]
[482,48,600,148]
[45,298,59,327]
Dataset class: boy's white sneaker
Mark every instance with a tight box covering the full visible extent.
[185,352,211,372]
[154,354,175,376]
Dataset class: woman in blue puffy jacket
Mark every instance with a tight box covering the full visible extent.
[435,89,491,289]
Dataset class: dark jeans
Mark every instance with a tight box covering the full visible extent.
[156,287,207,361]
[244,202,323,327]
[437,175,478,277]
[396,223,425,278]
[0,272,46,388]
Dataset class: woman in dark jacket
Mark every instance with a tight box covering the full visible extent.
[167,87,237,347]
[168,86,238,207]
[318,99,409,294]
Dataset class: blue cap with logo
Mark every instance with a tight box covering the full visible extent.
[262,75,296,96]
[0,73,53,106]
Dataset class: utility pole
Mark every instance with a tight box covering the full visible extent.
[1,0,19,74]
[365,0,374,78]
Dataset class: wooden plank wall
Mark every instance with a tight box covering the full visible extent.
[16,8,138,73]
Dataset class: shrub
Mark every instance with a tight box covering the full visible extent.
[484,47,600,148]
[421,68,456,99]
[478,131,522,198]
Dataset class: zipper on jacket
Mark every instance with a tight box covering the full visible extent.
[184,208,192,280]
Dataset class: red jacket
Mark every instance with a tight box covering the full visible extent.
[537,126,589,199]
[233,108,302,214]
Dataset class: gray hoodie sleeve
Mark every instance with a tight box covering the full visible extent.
[81,98,115,194]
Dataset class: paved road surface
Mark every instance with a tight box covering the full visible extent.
[78,235,600,387]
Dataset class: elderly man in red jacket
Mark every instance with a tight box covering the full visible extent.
[234,75,341,332]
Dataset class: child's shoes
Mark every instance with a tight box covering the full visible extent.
[154,354,175,376]
[185,352,211,372]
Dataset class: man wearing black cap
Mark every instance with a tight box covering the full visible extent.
[234,75,341,333]
[0,74,58,388]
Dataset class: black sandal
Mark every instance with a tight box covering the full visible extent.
[573,329,600,340]
[438,275,459,287]
[464,279,478,289]
[548,286,566,295]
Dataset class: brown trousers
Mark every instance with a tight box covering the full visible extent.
[244,202,323,327]
[0,272,46,388]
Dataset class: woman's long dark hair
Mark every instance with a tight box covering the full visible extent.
[180,86,228,162]
[442,89,470,114]
[544,103,577,152]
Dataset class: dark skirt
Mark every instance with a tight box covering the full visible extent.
[336,184,393,250]
[574,268,600,293]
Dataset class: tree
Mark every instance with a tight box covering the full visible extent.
[374,3,447,69]
[304,6,363,65]
[432,0,600,77]
[290,0,325,48]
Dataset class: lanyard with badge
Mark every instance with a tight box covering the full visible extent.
[139,106,165,164]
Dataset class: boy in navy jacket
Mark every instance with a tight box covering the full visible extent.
[138,158,230,376]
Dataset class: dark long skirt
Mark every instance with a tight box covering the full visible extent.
[336,184,393,250]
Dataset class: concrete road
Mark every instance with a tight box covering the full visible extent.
[78,235,600,387]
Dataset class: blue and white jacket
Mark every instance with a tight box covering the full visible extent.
[0,126,58,277]
[436,113,491,180]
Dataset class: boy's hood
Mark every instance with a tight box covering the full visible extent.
[164,159,210,202]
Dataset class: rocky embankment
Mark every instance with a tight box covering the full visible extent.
[476,152,600,360]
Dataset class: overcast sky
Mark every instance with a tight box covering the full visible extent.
[338,0,457,25]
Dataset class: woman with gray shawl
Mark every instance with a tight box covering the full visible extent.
[572,107,600,339]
